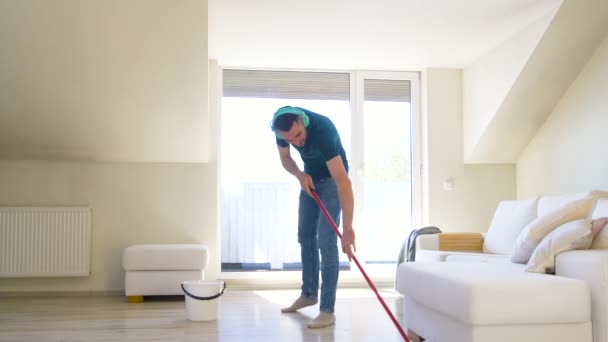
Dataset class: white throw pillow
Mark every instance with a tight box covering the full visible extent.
[591,198,608,249]
[538,193,587,217]
[483,198,538,255]
[510,196,596,264]
[526,219,593,274]
[537,190,608,217]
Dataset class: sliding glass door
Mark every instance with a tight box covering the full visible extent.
[220,70,351,272]
[219,69,420,277]
[354,72,421,264]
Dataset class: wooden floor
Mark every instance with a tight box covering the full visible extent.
[0,288,408,341]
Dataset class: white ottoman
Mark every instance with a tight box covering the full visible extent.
[396,262,591,342]
[122,244,209,302]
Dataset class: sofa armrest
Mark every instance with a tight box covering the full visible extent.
[416,234,440,250]
[417,233,484,252]
[556,250,608,342]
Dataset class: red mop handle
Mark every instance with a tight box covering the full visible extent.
[310,191,409,342]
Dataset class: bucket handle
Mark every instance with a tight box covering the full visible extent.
[181,282,226,301]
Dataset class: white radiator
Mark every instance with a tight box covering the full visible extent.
[0,207,92,277]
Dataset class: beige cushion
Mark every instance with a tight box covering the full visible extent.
[511,196,596,264]
[526,219,593,274]
[483,198,538,255]
[591,198,608,249]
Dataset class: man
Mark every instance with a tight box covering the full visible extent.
[271,105,356,329]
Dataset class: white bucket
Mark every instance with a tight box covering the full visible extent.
[181,280,226,321]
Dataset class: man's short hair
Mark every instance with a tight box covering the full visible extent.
[272,113,300,132]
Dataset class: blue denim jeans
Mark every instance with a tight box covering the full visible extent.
[298,177,341,313]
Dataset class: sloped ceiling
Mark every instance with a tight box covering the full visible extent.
[464,0,608,163]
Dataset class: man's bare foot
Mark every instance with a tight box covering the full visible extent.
[281,296,318,313]
[307,312,335,328]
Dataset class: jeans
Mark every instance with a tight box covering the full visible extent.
[298,177,341,313]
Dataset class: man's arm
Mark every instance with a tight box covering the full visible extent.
[326,155,356,259]
[277,145,314,195]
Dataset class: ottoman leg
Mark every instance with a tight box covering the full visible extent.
[407,328,425,342]
[127,295,144,303]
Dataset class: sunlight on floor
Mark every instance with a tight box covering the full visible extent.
[252,288,402,307]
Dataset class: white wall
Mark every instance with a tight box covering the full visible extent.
[0,161,218,292]
[517,32,608,198]
[424,69,515,232]
[0,0,217,293]
[0,0,209,162]
[463,10,555,161]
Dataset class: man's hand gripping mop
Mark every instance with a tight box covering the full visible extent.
[311,191,409,342]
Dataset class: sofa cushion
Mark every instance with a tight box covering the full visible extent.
[415,250,486,262]
[591,198,608,249]
[538,192,588,217]
[483,198,538,255]
[122,244,209,271]
[511,196,596,264]
[396,262,590,325]
[445,253,510,263]
[526,219,594,274]
[555,250,608,342]
[538,190,608,217]
[415,250,509,263]
[592,198,608,219]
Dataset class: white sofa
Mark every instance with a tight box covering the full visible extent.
[396,190,608,342]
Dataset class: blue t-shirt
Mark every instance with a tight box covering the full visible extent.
[276,108,349,181]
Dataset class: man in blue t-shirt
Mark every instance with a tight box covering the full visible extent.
[271,106,356,329]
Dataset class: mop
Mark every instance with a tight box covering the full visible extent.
[311,191,410,342]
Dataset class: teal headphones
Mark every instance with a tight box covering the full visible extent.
[270,106,309,138]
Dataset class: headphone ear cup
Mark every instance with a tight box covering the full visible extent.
[300,112,309,127]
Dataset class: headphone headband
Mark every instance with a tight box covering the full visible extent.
[270,106,309,138]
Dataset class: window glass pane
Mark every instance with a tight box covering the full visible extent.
[221,97,351,271]
[363,79,412,263]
